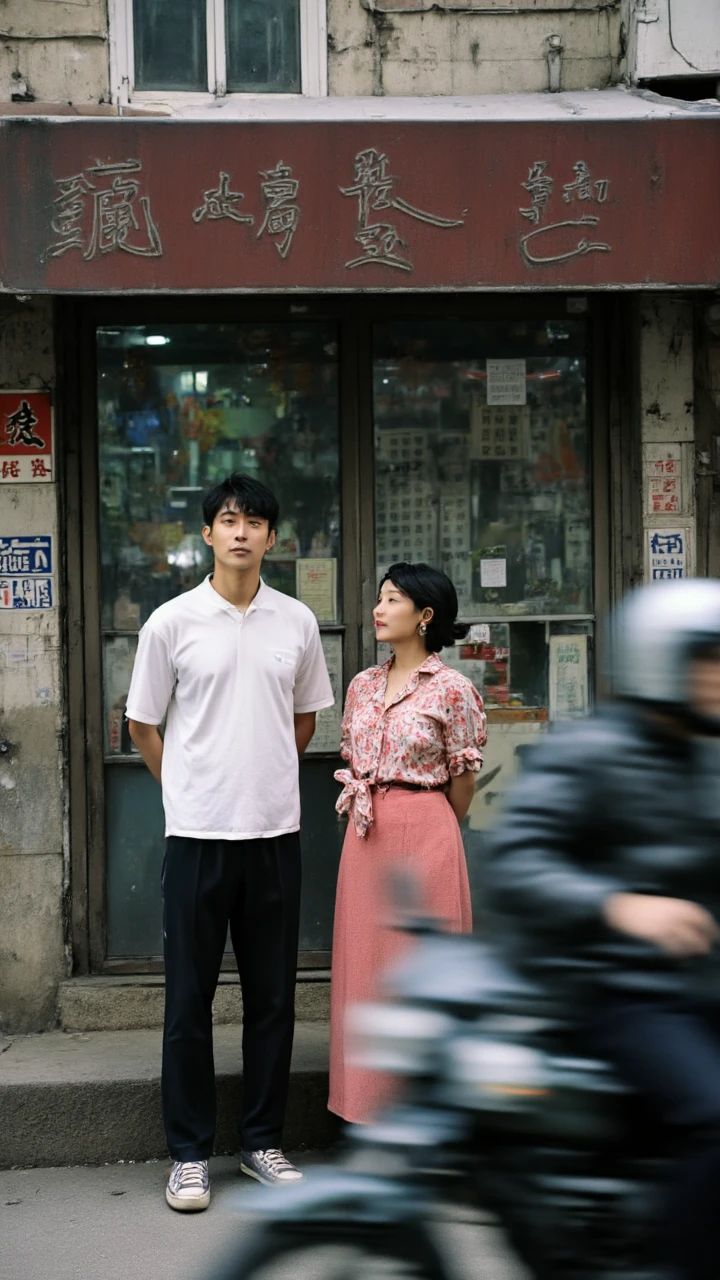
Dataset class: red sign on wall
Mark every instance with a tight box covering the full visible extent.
[0,392,54,483]
[0,117,719,292]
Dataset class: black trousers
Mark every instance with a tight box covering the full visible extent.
[161,833,301,1160]
[589,995,720,1280]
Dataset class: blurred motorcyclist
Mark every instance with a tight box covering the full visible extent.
[486,579,720,1280]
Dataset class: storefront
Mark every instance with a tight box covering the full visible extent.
[2,102,718,978]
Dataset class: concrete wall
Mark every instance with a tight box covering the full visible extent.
[638,296,696,583]
[0,1,109,105]
[0,1,624,105]
[328,1,623,96]
[0,299,66,1033]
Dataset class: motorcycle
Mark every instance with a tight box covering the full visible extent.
[210,899,667,1280]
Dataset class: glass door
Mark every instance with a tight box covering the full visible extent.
[96,321,343,959]
[372,318,593,915]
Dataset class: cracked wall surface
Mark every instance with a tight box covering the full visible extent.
[0,0,109,103]
[328,1,623,96]
[0,298,66,1033]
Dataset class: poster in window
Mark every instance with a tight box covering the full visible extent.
[485,360,527,407]
[305,633,343,755]
[549,634,588,721]
[296,558,337,622]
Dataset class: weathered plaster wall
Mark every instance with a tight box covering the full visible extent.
[639,296,695,582]
[328,1,623,96]
[0,1,109,104]
[0,298,66,1033]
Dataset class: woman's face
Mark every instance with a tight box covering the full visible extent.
[373,580,432,647]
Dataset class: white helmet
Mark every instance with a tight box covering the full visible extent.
[613,578,720,710]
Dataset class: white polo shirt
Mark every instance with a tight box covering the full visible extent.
[125,576,334,840]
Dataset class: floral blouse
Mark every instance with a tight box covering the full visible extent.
[334,653,487,838]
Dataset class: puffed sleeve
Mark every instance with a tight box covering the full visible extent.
[340,674,360,763]
[443,676,487,776]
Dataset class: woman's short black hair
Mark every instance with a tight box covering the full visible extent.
[202,473,280,533]
[379,562,469,653]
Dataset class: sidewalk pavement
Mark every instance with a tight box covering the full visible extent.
[0,1156,530,1280]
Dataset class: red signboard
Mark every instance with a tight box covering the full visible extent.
[0,392,53,483]
[1,117,719,292]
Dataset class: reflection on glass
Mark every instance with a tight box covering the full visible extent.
[374,320,593,719]
[97,323,340,755]
[103,635,141,756]
[134,0,207,91]
[373,320,592,619]
[226,0,301,93]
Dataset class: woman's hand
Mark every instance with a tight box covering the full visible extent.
[602,892,719,958]
[448,770,477,825]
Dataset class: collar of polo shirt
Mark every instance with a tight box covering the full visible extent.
[202,574,278,615]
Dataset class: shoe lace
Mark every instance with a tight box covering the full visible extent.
[259,1149,293,1173]
[174,1160,207,1189]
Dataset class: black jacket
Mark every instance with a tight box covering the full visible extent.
[486,705,720,999]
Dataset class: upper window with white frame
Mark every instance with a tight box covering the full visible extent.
[114,0,327,100]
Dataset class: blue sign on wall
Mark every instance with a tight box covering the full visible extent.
[0,536,54,609]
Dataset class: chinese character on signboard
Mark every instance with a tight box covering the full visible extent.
[47,161,162,261]
[0,391,54,483]
[0,536,54,609]
[340,148,464,273]
[518,157,611,267]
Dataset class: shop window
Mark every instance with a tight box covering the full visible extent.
[97,322,341,758]
[373,319,594,730]
[111,0,327,100]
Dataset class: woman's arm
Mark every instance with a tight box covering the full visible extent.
[448,769,477,824]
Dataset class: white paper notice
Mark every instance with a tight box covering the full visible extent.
[549,634,588,721]
[486,359,527,407]
[296,558,337,622]
[305,632,343,755]
[480,559,507,588]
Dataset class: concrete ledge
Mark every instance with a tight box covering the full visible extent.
[0,1022,336,1168]
[58,973,331,1032]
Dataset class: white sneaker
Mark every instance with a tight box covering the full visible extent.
[240,1149,303,1186]
[166,1159,210,1211]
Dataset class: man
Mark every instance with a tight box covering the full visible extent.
[126,474,334,1211]
[487,579,720,1280]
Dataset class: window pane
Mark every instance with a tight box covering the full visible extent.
[134,0,207,91]
[373,319,593,723]
[226,0,300,93]
[97,321,341,746]
[374,320,591,619]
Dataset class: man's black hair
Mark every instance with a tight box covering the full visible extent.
[378,562,469,653]
[202,474,280,533]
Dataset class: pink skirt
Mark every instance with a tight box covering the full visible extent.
[328,788,472,1124]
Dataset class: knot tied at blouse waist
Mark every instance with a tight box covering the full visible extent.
[334,770,446,839]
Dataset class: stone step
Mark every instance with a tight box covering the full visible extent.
[58,972,331,1032]
[0,1022,336,1169]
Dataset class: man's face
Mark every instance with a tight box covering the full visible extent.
[687,655,720,723]
[202,502,275,573]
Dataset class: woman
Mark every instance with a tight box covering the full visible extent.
[329,562,487,1124]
